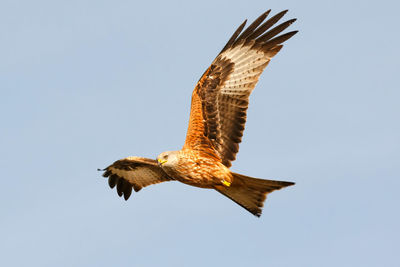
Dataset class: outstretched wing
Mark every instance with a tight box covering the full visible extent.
[101,157,172,200]
[183,10,297,167]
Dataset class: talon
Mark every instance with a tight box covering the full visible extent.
[222,180,231,187]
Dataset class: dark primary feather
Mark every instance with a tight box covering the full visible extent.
[219,20,247,54]
[235,10,271,41]
[102,157,172,200]
[248,10,289,41]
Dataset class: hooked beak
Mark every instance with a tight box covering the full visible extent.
[157,158,167,166]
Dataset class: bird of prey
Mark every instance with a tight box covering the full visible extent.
[100,10,297,217]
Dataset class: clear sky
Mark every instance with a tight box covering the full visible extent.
[1,0,399,266]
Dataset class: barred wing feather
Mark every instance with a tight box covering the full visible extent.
[184,10,297,167]
[102,157,172,200]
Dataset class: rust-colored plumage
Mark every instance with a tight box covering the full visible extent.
[101,10,298,217]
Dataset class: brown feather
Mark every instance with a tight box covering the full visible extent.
[234,10,271,43]
[183,10,297,167]
[101,10,297,217]
[216,173,294,217]
[219,20,247,54]
[257,19,297,43]
[102,157,172,200]
[108,174,118,189]
[247,10,289,40]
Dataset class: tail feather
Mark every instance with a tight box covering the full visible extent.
[216,173,294,217]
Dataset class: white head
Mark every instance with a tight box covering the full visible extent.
[157,150,179,168]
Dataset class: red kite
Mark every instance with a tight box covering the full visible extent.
[101,10,297,217]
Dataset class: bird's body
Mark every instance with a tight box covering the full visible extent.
[159,149,232,188]
[101,10,298,217]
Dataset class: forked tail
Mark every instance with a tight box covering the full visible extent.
[216,173,294,217]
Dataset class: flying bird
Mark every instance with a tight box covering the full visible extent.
[100,10,297,217]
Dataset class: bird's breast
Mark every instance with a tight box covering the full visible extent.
[168,154,232,188]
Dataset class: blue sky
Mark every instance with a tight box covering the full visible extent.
[1,0,399,266]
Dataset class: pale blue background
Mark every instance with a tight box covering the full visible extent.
[1,0,399,266]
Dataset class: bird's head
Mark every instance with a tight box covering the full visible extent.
[157,151,179,168]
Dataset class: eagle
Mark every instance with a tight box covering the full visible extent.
[100,10,297,217]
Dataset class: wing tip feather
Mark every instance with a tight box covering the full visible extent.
[101,157,170,200]
[220,9,297,57]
